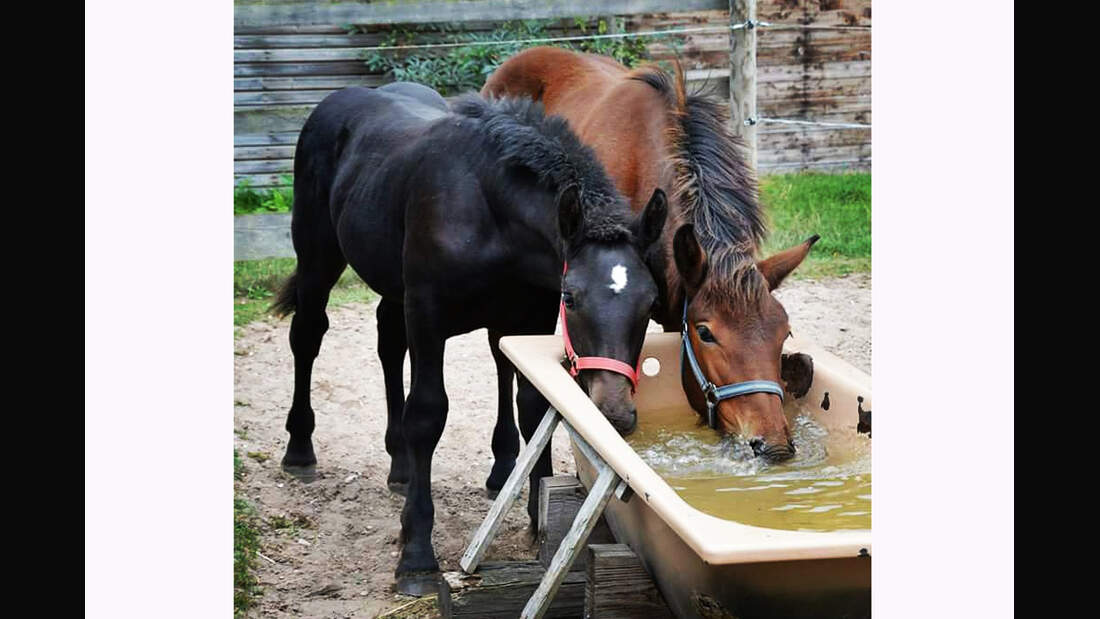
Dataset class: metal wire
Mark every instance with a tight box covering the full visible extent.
[750,117,872,130]
[355,25,731,53]
[359,21,871,53]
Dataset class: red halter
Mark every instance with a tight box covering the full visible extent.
[559,262,641,393]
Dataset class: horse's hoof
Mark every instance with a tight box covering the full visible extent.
[387,480,409,496]
[486,487,500,500]
[281,462,319,483]
[394,571,441,596]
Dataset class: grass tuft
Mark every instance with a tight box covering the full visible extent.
[234,450,262,616]
[233,259,376,328]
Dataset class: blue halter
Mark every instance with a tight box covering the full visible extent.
[681,299,785,429]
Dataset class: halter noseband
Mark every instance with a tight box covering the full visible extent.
[560,263,641,392]
[681,299,785,429]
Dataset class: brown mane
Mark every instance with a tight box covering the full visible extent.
[627,62,769,308]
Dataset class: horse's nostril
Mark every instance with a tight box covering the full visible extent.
[749,438,765,456]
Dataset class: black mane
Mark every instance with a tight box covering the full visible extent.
[451,94,632,243]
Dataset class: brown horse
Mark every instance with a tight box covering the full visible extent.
[484,47,818,461]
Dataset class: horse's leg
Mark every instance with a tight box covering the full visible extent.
[377,298,410,495]
[516,372,553,530]
[395,300,448,592]
[485,329,519,499]
[281,251,347,477]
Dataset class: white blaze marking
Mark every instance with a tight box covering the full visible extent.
[609,265,628,294]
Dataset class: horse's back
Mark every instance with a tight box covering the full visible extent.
[378,81,449,111]
[292,85,451,295]
[482,46,625,106]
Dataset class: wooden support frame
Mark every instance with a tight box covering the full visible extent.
[460,407,560,574]
[458,406,631,619]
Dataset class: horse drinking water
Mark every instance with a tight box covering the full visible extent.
[271,83,667,591]
[485,48,819,462]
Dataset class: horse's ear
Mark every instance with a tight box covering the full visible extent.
[637,188,668,249]
[757,234,820,291]
[557,185,583,244]
[673,224,708,293]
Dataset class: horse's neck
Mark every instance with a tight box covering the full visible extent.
[491,179,565,290]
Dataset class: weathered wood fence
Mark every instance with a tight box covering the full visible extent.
[235,0,870,191]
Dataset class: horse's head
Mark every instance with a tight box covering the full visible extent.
[558,186,667,435]
[673,224,819,462]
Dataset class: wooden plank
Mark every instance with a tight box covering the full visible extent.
[235,89,340,107]
[235,105,315,135]
[759,128,871,150]
[521,462,619,619]
[537,476,615,573]
[460,408,560,574]
[758,60,871,83]
[234,132,299,147]
[438,562,585,619]
[234,213,294,261]
[584,544,673,618]
[235,173,293,190]
[234,62,375,78]
[235,33,395,49]
[235,0,729,29]
[235,159,294,175]
[760,158,870,172]
[235,76,370,92]
[759,143,871,165]
[236,47,371,62]
[234,145,296,160]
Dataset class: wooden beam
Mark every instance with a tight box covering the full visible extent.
[234,213,294,261]
[584,544,673,618]
[438,561,585,619]
[537,476,615,572]
[521,462,619,619]
[235,0,728,29]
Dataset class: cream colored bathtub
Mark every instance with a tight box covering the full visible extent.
[499,332,871,619]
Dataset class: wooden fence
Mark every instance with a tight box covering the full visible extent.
[234,0,870,191]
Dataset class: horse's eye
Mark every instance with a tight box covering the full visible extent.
[696,325,716,343]
[562,291,576,309]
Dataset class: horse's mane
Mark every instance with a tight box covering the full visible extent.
[450,94,632,243]
[628,64,768,306]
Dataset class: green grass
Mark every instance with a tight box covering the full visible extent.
[233,258,376,328]
[234,451,262,616]
[760,172,871,279]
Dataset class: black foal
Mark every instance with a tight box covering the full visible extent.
[272,84,666,590]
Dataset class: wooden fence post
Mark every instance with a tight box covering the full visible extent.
[729,0,758,171]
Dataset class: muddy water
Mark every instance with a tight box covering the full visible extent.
[628,401,871,531]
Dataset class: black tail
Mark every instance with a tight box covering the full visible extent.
[270,270,298,317]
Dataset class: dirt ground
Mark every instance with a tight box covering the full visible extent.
[233,273,870,618]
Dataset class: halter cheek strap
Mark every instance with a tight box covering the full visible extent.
[560,263,641,393]
[681,299,785,429]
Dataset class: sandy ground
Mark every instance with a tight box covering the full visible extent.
[233,273,870,618]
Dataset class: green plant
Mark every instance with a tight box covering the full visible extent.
[363,18,649,96]
[234,175,294,215]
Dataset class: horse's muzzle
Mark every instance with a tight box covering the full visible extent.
[750,438,796,463]
[584,371,638,436]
